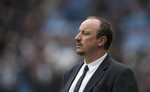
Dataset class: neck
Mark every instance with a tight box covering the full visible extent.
[84,50,107,64]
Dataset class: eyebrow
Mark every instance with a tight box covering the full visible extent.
[78,29,89,32]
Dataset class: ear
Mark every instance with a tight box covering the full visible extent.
[97,36,107,47]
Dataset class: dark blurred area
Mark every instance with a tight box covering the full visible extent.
[0,0,150,92]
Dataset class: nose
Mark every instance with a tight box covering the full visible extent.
[75,32,81,41]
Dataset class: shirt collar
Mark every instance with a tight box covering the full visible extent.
[84,53,107,72]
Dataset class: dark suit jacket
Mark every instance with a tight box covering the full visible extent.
[60,55,138,92]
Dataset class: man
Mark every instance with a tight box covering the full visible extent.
[60,16,138,92]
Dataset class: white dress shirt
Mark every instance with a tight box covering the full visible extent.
[69,53,107,92]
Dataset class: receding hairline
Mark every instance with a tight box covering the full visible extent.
[87,16,110,24]
[86,16,101,23]
[80,17,101,33]
[86,16,104,29]
[87,16,113,31]
[85,16,102,29]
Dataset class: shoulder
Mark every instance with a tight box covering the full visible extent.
[104,56,137,83]
[104,55,130,70]
[109,60,138,92]
[107,57,135,77]
[109,58,130,70]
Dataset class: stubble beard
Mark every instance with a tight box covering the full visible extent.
[76,50,85,56]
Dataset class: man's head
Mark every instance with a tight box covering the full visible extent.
[75,16,113,56]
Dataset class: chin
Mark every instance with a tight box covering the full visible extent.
[76,50,85,56]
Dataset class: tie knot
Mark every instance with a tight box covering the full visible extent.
[84,65,89,72]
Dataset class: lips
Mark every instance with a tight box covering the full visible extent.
[76,43,82,47]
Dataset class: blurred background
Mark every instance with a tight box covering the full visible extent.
[0,0,150,92]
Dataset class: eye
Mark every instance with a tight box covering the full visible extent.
[82,31,90,35]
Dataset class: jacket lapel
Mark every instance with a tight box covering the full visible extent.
[84,55,111,92]
[64,63,83,92]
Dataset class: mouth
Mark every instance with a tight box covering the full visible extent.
[76,43,82,47]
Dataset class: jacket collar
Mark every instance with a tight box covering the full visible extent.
[84,55,111,92]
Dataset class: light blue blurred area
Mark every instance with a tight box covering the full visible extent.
[120,8,150,52]
[0,0,150,92]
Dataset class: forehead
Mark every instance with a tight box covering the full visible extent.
[79,18,101,31]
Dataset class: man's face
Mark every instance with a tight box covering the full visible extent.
[75,19,101,56]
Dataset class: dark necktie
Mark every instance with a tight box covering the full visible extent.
[74,65,89,92]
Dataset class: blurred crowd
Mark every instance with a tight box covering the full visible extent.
[0,0,150,92]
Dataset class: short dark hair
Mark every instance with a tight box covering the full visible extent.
[87,16,113,50]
